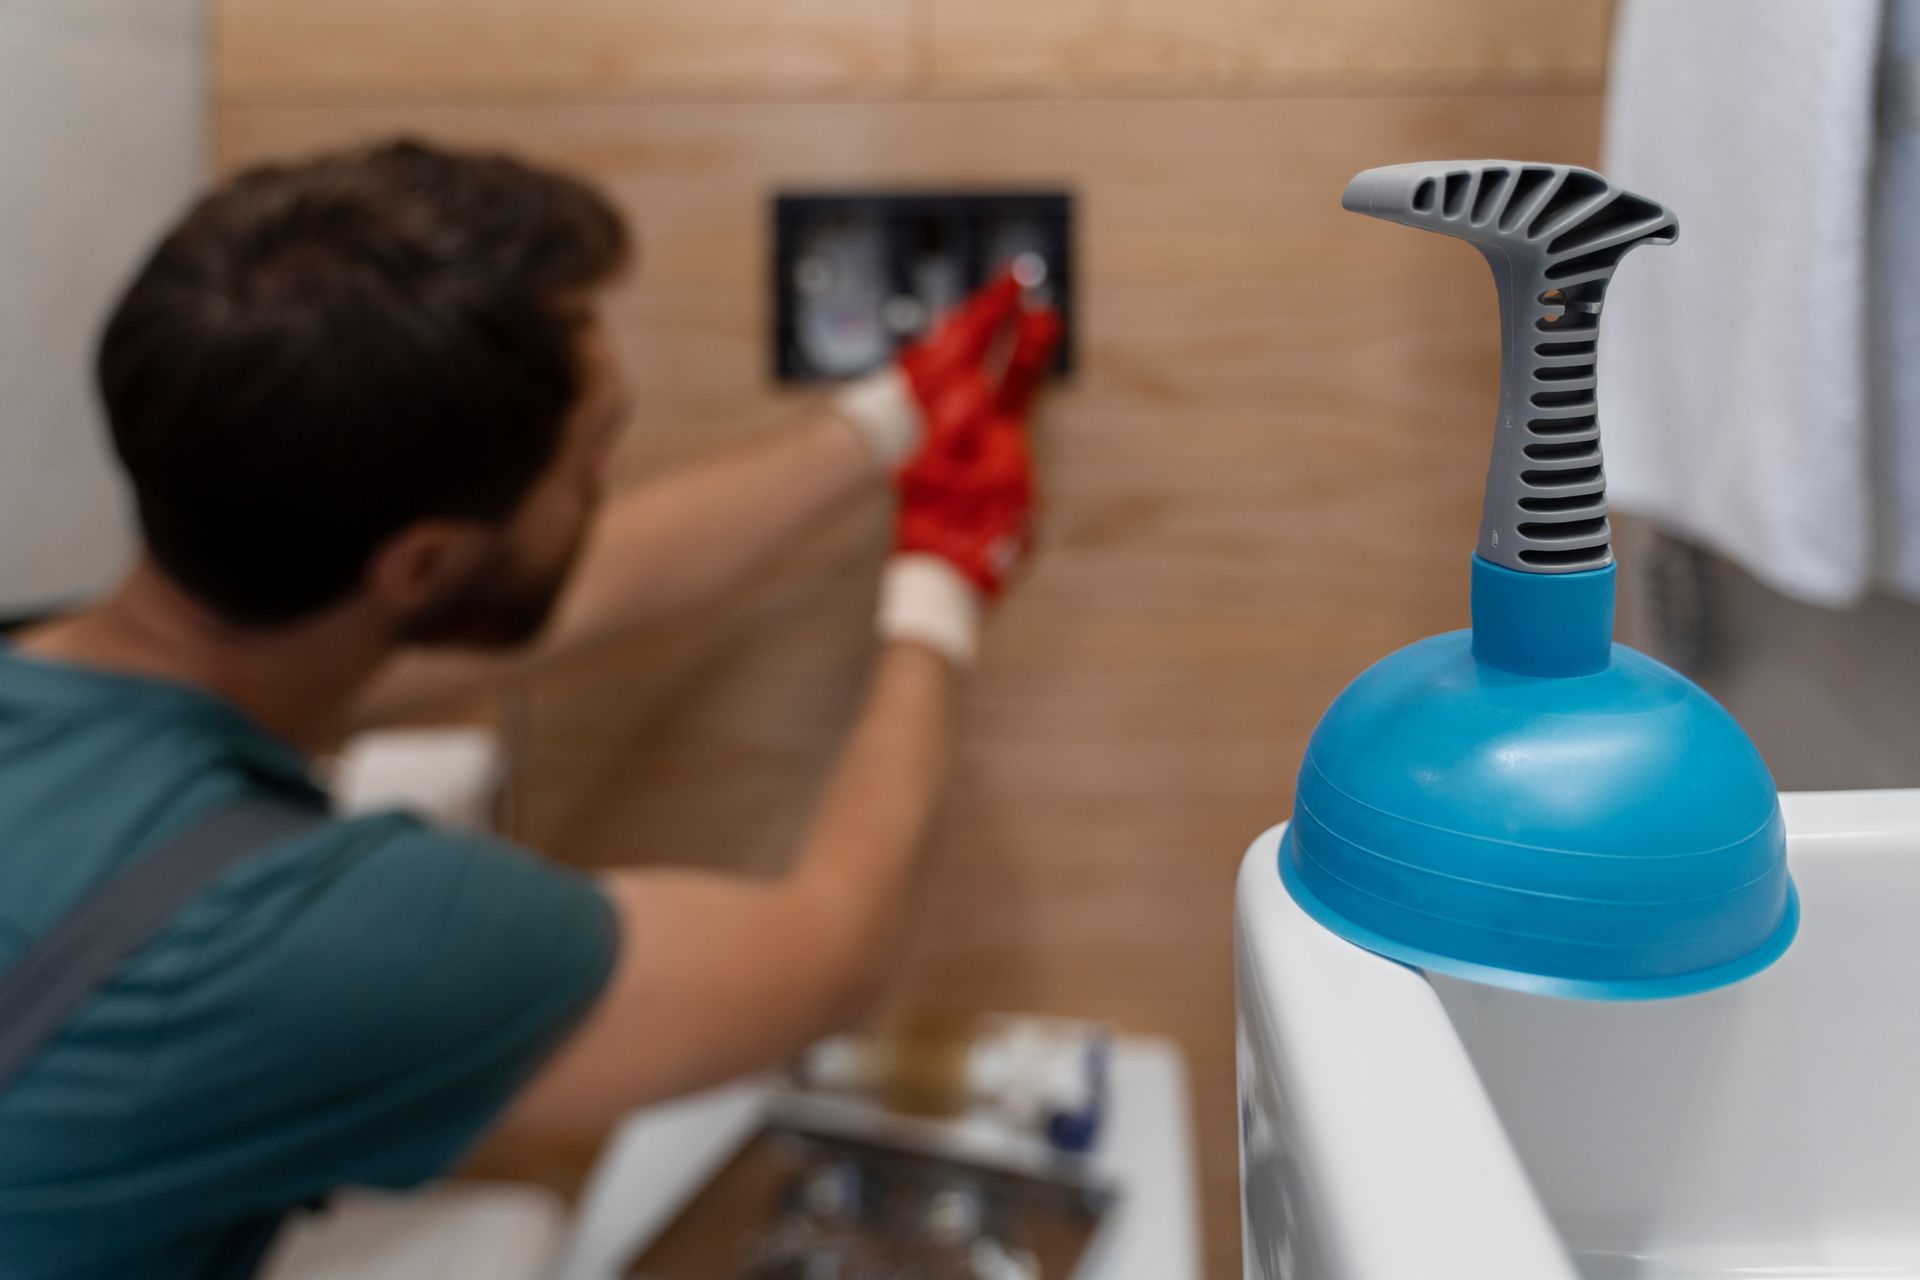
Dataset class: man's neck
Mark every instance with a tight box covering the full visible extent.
[15,563,390,751]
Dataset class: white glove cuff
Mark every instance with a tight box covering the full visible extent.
[835,368,923,471]
[877,554,982,668]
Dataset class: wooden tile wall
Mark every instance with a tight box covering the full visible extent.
[926,0,1611,93]
[219,0,1609,100]
[216,6,1609,1271]
[218,0,920,100]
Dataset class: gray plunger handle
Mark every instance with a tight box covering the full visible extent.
[1342,161,1677,574]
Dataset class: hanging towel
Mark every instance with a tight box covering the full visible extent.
[1872,0,1920,599]
[1601,0,1883,608]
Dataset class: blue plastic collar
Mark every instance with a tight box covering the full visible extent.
[1470,555,1613,676]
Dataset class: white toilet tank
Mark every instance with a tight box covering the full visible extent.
[1235,789,1920,1280]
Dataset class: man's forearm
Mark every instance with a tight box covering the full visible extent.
[785,640,961,1007]
[499,640,961,1131]
[498,273,1051,1135]
[543,412,875,651]
[353,411,875,725]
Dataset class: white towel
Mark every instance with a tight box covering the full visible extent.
[1872,0,1920,598]
[1601,0,1882,607]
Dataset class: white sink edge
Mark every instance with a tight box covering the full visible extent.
[1236,823,1575,1280]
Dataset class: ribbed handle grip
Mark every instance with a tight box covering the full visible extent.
[1342,161,1677,574]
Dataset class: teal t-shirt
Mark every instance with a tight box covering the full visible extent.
[0,649,620,1279]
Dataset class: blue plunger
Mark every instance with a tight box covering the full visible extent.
[1282,161,1797,1000]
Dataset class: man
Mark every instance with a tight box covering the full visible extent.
[0,139,1060,1277]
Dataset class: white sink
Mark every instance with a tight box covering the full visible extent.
[1235,789,1920,1280]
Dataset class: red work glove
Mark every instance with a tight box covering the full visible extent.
[895,303,1062,596]
[856,279,1062,666]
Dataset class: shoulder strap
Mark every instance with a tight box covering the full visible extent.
[0,796,327,1098]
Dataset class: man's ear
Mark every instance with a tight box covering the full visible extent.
[364,519,490,619]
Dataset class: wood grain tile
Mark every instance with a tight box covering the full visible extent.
[927,0,1612,93]
[220,92,1603,1276]
[216,0,918,101]
[217,0,1611,101]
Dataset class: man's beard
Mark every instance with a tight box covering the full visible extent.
[397,527,585,650]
